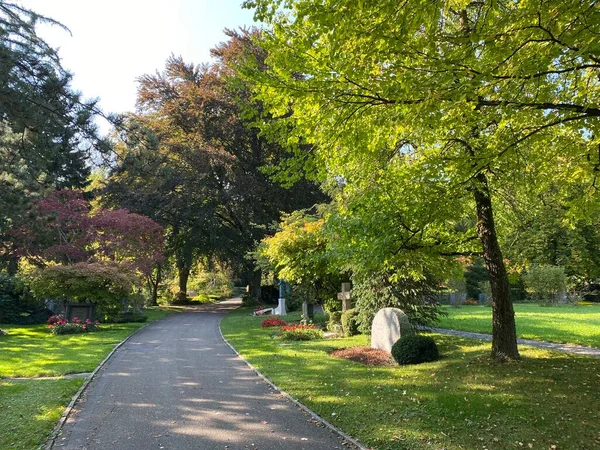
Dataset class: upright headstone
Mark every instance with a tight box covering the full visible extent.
[371,307,415,352]
[302,301,314,319]
[65,303,96,322]
[274,279,288,316]
[337,282,352,311]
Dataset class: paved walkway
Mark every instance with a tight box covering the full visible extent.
[424,327,600,358]
[53,299,357,450]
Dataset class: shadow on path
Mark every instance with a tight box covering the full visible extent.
[54,298,356,450]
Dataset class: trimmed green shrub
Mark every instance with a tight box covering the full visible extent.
[108,311,148,323]
[0,273,51,324]
[28,262,136,321]
[391,335,439,365]
[523,265,567,304]
[327,311,342,332]
[352,271,445,334]
[341,308,360,336]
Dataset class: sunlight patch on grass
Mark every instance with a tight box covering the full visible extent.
[221,307,600,450]
[437,303,600,347]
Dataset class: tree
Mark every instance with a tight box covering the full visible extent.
[104,30,324,300]
[17,189,164,281]
[243,0,600,360]
[255,209,344,308]
[0,2,109,272]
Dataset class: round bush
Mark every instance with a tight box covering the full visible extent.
[391,335,439,365]
[341,308,360,336]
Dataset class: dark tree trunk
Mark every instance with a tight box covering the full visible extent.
[177,265,190,300]
[147,264,162,306]
[473,172,520,361]
[246,266,262,300]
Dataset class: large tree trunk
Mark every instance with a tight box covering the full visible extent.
[246,266,262,301]
[177,266,190,300]
[147,264,162,306]
[473,172,520,361]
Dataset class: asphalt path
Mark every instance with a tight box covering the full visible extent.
[54,299,354,450]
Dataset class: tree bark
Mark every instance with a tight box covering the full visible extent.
[177,266,190,300]
[147,264,162,306]
[246,266,262,300]
[473,172,520,361]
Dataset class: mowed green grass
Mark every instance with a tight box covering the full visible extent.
[0,308,174,378]
[221,308,600,450]
[0,379,83,450]
[0,307,174,450]
[437,303,600,347]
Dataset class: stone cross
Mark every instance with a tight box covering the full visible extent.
[337,282,352,311]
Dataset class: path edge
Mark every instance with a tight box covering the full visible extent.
[43,318,159,450]
[218,318,369,450]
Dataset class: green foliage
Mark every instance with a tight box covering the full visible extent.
[352,271,445,334]
[187,264,233,298]
[523,265,568,304]
[279,323,324,341]
[327,311,342,332]
[323,297,342,313]
[255,210,343,306]
[0,3,110,271]
[243,0,600,360]
[464,260,489,300]
[341,308,359,337]
[108,311,148,324]
[0,273,50,324]
[28,262,136,321]
[49,318,101,335]
[391,335,440,365]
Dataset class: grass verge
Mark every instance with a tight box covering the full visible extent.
[0,379,83,450]
[221,307,600,450]
[0,307,174,450]
[0,307,174,378]
[437,303,600,347]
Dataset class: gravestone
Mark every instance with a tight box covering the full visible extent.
[65,303,96,322]
[337,282,352,311]
[371,307,415,353]
[302,301,314,319]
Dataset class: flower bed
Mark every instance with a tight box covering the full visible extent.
[261,317,287,327]
[48,315,101,335]
[279,323,324,341]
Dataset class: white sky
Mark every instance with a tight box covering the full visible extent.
[17,1,258,131]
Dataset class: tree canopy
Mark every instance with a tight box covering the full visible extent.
[0,1,109,272]
[242,0,600,360]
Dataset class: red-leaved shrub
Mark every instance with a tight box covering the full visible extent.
[261,317,287,327]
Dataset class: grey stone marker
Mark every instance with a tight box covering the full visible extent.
[337,282,352,311]
[371,307,415,352]
[65,302,96,322]
[302,300,314,318]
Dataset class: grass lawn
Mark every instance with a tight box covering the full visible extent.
[0,307,174,378]
[0,307,174,450]
[0,379,83,450]
[437,303,600,347]
[221,308,600,450]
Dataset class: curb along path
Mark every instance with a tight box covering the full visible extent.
[424,327,600,358]
[53,298,359,450]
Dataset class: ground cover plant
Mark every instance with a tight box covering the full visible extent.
[437,303,600,347]
[221,307,600,450]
